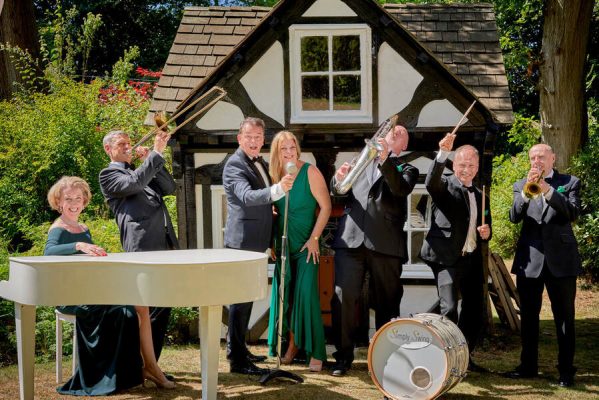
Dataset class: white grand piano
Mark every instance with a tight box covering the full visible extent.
[0,249,268,400]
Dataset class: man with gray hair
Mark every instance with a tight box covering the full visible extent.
[99,128,178,365]
[505,143,581,387]
[420,133,491,372]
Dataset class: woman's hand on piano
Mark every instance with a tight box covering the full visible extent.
[76,242,107,257]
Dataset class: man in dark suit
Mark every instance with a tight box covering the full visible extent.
[222,117,294,375]
[505,143,581,387]
[330,125,419,377]
[99,128,178,361]
[420,133,491,371]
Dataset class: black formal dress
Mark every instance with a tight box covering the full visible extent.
[510,170,582,377]
[45,227,143,395]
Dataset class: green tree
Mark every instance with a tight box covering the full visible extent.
[34,1,212,76]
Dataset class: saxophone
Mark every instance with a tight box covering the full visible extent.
[333,114,398,195]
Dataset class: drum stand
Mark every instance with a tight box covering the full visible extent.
[259,191,304,385]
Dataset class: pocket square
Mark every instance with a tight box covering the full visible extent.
[557,186,566,193]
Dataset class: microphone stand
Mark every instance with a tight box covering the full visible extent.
[260,167,304,385]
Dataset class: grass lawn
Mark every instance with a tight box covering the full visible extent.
[0,285,597,400]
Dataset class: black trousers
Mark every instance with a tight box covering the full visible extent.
[517,266,577,376]
[331,246,404,364]
[427,253,485,353]
[226,301,254,365]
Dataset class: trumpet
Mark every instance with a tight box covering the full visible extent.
[131,86,227,152]
[523,169,545,199]
[334,114,398,195]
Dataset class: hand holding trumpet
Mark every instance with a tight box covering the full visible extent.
[526,166,550,196]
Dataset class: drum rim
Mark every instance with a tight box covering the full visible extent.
[367,316,453,399]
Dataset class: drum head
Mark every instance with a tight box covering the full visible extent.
[368,319,448,400]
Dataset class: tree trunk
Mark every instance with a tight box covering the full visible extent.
[0,0,39,99]
[539,0,594,170]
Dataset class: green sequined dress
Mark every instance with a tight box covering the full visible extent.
[267,163,327,362]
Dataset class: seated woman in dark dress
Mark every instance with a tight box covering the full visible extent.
[45,176,174,395]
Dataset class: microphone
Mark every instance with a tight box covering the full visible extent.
[285,161,298,175]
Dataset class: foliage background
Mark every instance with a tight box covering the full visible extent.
[0,0,598,366]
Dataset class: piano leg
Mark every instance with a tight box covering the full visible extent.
[15,303,36,400]
[199,305,222,400]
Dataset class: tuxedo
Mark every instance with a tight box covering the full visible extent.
[99,150,179,359]
[420,158,492,352]
[331,156,418,366]
[509,169,581,377]
[222,147,274,365]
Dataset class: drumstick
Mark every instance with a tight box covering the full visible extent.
[481,185,486,226]
[450,100,477,136]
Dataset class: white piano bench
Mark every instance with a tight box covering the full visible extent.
[55,309,78,383]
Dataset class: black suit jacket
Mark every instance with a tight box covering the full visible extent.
[99,151,179,252]
[420,158,492,266]
[509,170,582,278]
[331,157,419,259]
[223,148,274,252]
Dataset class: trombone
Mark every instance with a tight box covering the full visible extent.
[131,86,227,152]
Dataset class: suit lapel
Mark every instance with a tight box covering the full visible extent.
[240,150,268,189]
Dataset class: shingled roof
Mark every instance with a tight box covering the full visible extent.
[150,3,513,125]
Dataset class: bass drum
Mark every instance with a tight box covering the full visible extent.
[367,313,469,400]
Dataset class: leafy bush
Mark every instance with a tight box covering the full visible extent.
[570,98,599,282]
[489,114,540,257]
[0,76,150,249]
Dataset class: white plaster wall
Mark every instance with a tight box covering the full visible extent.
[417,99,465,127]
[195,101,245,130]
[378,42,423,123]
[240,42,285,126]
[302,0,357,17]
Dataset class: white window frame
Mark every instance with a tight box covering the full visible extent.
[289,24,372,124]
[402,184,434,279]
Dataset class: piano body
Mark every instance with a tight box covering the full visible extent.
[0,249,268,400]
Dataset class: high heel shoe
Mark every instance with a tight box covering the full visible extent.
[280,345,299,365]
[143,369,176,389]
[309,358,323,372]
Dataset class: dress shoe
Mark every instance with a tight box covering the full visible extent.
[468,361,488,373]
[230,361,268,375]
[142,369,176,389]
[503,367,538,379]
[558,375,574,387]
[247,352,267,363]
[330,361,350,377]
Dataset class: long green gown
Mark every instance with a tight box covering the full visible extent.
[267,163,327,362]
[45,227,143,395]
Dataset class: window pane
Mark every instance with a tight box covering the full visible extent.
[302,76,329,110]
[301,36,328,72]
[333,35,360,71]
[333,75,360,110]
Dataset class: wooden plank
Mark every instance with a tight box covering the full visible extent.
[491,253,520,308]
[487,258,517,331]
[488,257,520,331]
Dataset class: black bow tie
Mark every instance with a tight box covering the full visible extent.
[251,156,263,163]
[464,185,476,193]
[124,162,135,170]
[544,176,552,183]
